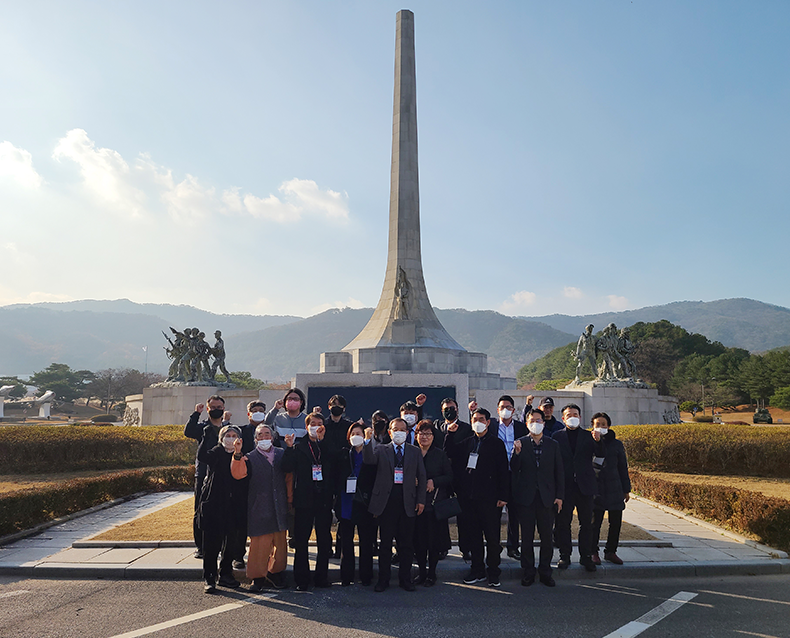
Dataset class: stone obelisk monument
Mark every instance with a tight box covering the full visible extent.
[317,9,509,391]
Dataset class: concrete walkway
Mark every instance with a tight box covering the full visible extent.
[0,492,787,581]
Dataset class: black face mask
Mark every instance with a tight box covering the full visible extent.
[330,405,345,417]
[208,408,224,420]
[443,407,458,422]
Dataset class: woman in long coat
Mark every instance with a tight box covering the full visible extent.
[231,423,291,591]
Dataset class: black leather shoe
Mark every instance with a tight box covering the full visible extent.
[314,580,332,588]
[204,579,216,593]
[295,583,309,591]
[413,573,427,585]
[580,557,597,572]
[506,548,522,560]
[539,575,556,587]
[218,576,240,589]
[374,581,388,592]
[232,559,245,570]
[424,577,436,587]
[400,581,416,592]
[249,579,265,592]
[557,557,570,569]
[521,575,535,586]
[462,551,472,561]
[194,550,204,560]
[265,573,288,590]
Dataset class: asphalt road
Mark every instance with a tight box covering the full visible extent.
[1,573,789,638]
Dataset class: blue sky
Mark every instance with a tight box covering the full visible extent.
[1,1,788,318]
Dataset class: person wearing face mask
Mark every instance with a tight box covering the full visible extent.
[323,394,355,559]
[432,397,471,560]
[511,409,564,587]
[335,423,377,586]
[399,400,422,445]
[445,408,509,588]
[371,410,391,445]
[281,413,336,590]
[185,394,227,559]
[362,418,427,592]
[231,424,291,591]
[552,403,598,572]
[265,388,309,442]
[196,424,247,593]
[589,412,631,566]
[489,395,527,560]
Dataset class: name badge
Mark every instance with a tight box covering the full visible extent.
[346,477,357,493]
[593,456,605,468]
[467,453,479,470]
[394,468,404,484]
[312,464,323,481]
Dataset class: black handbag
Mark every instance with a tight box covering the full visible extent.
[433,493,462,520]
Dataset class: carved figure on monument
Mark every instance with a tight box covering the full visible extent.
[195,331,213,381]
[573,324,598,383]
[616,326,638,380]
[596,323,620,380]
[395,266,411,320]
[210,330,232,381]
[123,406,140,426]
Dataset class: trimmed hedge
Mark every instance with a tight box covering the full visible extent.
[0,466,195,537]
[616,424,790,478]
[630,470,790,553]
[0,425,196,474]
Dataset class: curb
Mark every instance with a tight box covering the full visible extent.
[3,559,789,582]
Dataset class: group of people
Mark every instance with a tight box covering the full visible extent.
[184,388,631,593]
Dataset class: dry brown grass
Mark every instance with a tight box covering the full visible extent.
[0,468,163,494]
[637,470,790,500]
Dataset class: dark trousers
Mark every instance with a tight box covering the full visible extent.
[592,508,623,554]
[377,487,415,586]
[202,527,237,581]
[414,510,439,579]
[556,484,594,560]
[193,469,206,551]
[505,505,520,550]
[339,506,375,584]
[293,506,333,588]
[232,526,247,562]
[516,500,555,579]
[459,497,501,580]
[438,517,452,553]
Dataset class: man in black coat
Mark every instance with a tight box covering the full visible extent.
[551,403,598,571]
[490,394,528,559]
[511,409,564,587]
[282,413,336,590]
[363,418,427,592]
[445,408,509,588]
[184,394,226,558]
[322,394,355,558]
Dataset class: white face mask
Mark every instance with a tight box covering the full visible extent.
[251,411,266,423]
[391,431,408,445]
[594,427,609,436]
[528,422,544,436]
[499,408,513,420]
[565,417,580,429]
[222,436,237,451]
[349,435,364,447]
[402,414,416,426]
[257,439,273,451]
[472,421,487,434]
[308,426,320,438]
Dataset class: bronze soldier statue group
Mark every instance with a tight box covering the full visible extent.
[185,389,631,593]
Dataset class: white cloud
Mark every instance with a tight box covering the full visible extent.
[310,297,365,315]
[0,141,43,188]
[242,192,297,223]
[280,178,349,222]
[607,294,629,310]
[500,290,537,312]
[563,286,583,299]
[53,129,148,217]
[0,285,72,306]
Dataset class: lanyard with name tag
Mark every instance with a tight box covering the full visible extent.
[467,452,479,470]
[346,477,357,493]
[312,464,323,481]
[394,468,404,484]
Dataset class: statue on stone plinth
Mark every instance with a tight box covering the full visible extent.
[616,326,638,380]
[395,266,411,320]
[210,330,232,381]
[596,323,620,380]
[160,326,235,387]
[572,324,598,383]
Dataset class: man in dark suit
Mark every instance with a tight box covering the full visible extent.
[490,394,528,559]
[551,403,598,571]
[445,408,509,587]
[363,418,427,592]
[511,408,564,587]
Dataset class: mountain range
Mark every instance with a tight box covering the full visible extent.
[1,297,788,381]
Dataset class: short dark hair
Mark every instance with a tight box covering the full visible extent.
[346,422,364,442]
[527,408,546,421]
[561,403,582,416]
[389,417,408,429]
[305,412,324,426]
[247,400,266,412]
[591,412,612,428]
[400,401,419,413]
[329,394,346,407]
[283,388,306,412]
[206,394,225,405]
[497,395,515,407]
[416,419,435,433]
[440,397,458,408]
[472,407,491,421]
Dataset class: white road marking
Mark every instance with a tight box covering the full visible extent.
[602,591,697,638]
[734,631,783,638]
[0,590,30,599]
[106,594,277,638]
[698,589,790,607]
